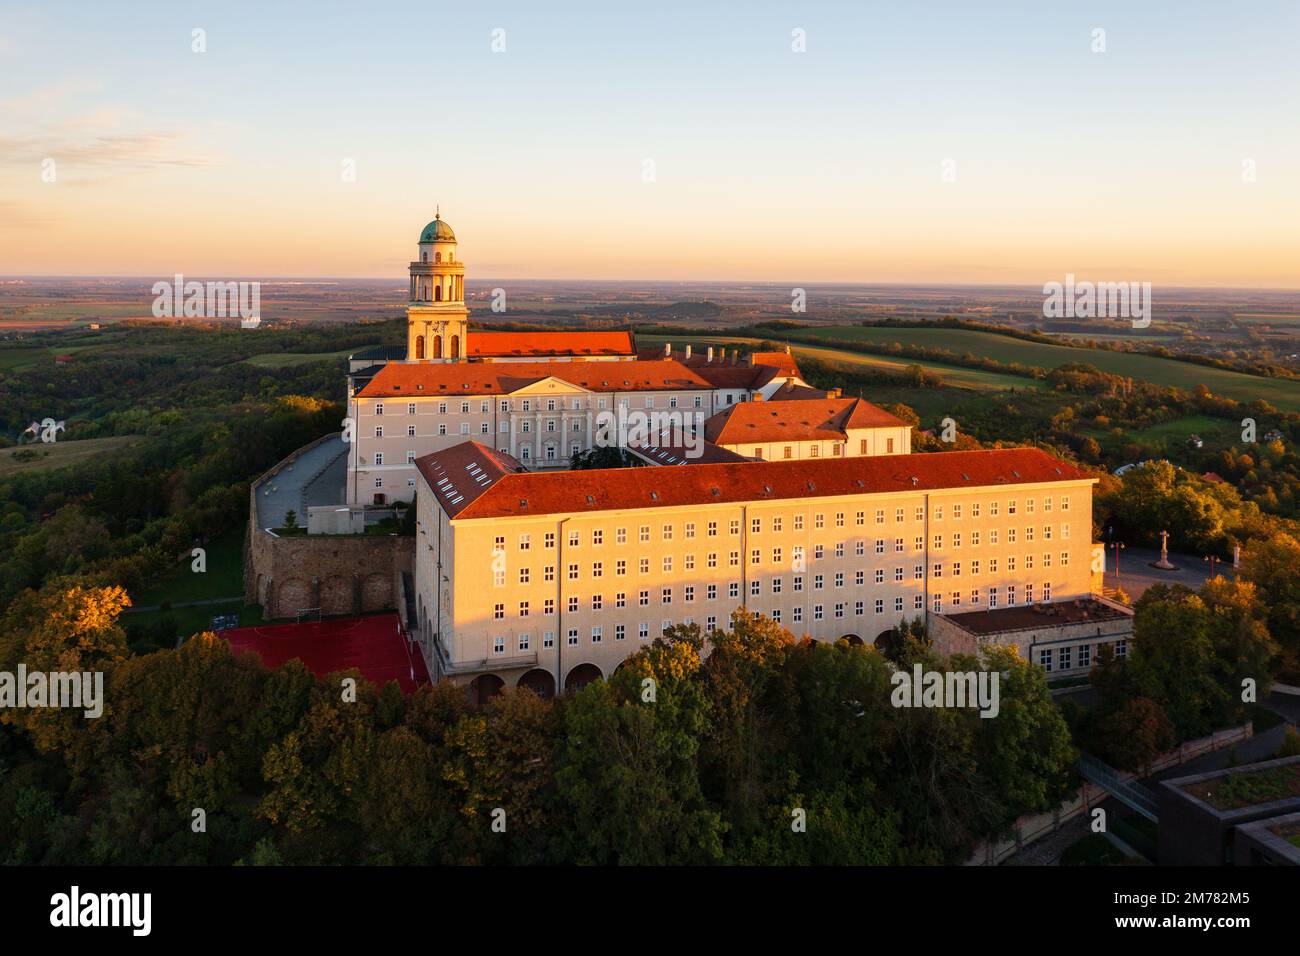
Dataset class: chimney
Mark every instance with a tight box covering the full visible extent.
[663,342,671,358]
[706,346,714,363]
[685,344,692,360]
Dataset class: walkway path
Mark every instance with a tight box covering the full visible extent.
[255,435,348,529]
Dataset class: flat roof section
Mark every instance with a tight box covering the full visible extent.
[942,598,1132,636]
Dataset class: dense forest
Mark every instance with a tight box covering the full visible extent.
[2,320,1299,864]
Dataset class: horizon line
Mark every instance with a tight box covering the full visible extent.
[3,274,1300,294]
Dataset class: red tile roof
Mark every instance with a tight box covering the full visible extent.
[692,364,783,390]
[749,351,800,376]
[357,359,714,398]
[704,398,907,445]
[767,382,832,401]
[635,346,802,390]
[625,428,754,466]
[468,331,636,358]
[414,441,528,515]
[417,443,1091,520]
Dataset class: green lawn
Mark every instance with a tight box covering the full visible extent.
[124,601,265,654]
[243,348,355,368]
[798,326,1300,411]
[131,529,246,607]
[0,435,143,477]
[1081,414,1241,456]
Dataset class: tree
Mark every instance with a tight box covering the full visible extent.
[553,644,723,864]
[1128,585,1231,739]
[1240,533,1300,677]
[967,645,1077,820]
[1091,697,1176,772]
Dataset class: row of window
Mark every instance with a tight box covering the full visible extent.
[492,552,1073,587]
[753,437,897,459]
[487,588,1080,655]
[487,509,1072,552]
[372,394,709,415]
[490,578,1061,619]
[1038,640,1125,672]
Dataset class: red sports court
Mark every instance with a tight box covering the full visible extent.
[223,613,430,693]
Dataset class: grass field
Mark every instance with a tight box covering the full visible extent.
[638,333,1041,392]
[125,601,266,653]
[1081,414,1241,456]
[796,326,1300,411]
[131,529,247,607]
[0,435,142,476]
[242,348,356,368]
[1236,313,1300,326]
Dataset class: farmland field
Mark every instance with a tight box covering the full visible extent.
[795,326,1300,411]
[1235,313,1300,326]
[637,333,1042,392]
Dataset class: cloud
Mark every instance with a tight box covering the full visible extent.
[0,121,217,180]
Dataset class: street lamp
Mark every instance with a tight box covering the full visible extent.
[1110,541,1126,586]
[1204,554,1220,578]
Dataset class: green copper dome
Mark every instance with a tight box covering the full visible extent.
[419,214,456,243]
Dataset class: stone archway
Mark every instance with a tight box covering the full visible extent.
[564,662,602,693]
[517,669,556,698]
[873,629,901,659]
[839,634,864,646]
[320,575,352,615]
[468,674,505,706]
[277,578,310,617]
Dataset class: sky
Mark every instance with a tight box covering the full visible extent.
[1,0,1298,286]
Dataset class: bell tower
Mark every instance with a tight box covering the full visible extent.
[407,210,469,362]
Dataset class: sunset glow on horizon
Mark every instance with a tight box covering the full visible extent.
[2,1,1298,287]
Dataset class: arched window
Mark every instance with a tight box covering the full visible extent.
[434,251,441,263]
[449,334,460,359]
[434,285,442,301]
[415,335,425,360]
[432,335,442,358]
[421,252,428,263]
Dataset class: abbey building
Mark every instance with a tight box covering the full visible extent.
[249,214,1133,703]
